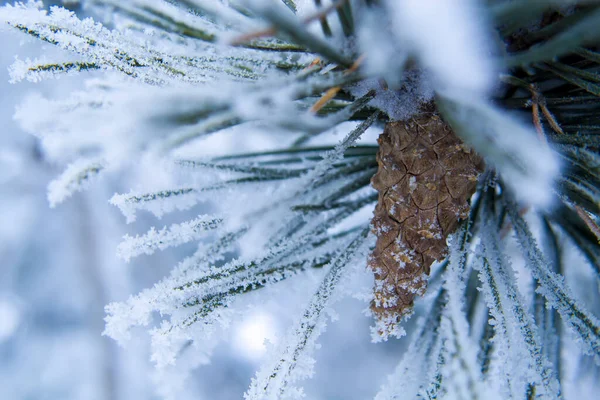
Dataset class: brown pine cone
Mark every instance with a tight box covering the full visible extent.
[369,112,483,337]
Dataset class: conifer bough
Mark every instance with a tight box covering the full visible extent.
[3,0,600,399]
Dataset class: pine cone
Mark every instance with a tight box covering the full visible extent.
[369,112,483,336]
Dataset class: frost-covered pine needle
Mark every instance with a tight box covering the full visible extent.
[47,157,105,207]
[117,215,223,262]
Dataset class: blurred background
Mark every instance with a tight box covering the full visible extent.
[0,2,406,399]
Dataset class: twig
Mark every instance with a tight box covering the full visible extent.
[309,54,365,113]
[529,84,564,142]
[500,76,564,139]
[575,205,600,243]
[529,84,548,144]
[302,57,322,72]
[540,103,565,135]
